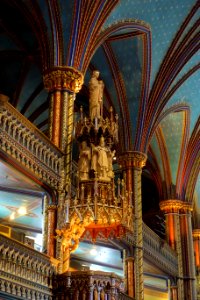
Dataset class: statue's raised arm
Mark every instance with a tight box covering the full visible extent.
[89,70,104,121]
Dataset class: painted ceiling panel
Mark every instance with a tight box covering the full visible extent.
[36,0,53,43]
[73,241,123,275]
[160,112,184,184]
[0,160,43,192]
[0,160,44,232]
[103,0,196,82]
[110,36,143,142]
[149,135,164,180]
[0,191,43,231]
[172,52,199,86]
[34,109,49,127]
[17,65,43,111]
[166,70,200,132]
[0,34,19,51]
[25,89,48,119]
[58,0,75,61]
[0,58,24,97]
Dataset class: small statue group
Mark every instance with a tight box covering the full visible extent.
[77,70,116,181]
[78,137,115,181]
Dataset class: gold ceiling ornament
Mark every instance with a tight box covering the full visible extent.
[43,66,84,93]
[193,229,200,240]
[159,199,183,213]
[118,151,147,169]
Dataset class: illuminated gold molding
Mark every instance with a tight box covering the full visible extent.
[160,200,193,213]
[43,66,84,93]
[193,229,200,240]
[181,202,193,213]
[47,204,57,210]
[119,151,147,169]
[160,200,183,213]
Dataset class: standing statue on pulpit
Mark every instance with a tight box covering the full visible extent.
[91,136,114,181]
[78,141,91,180]
[89,70,104,121]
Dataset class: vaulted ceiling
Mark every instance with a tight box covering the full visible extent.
[0,0,199,227]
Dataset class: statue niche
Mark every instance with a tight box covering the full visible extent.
[77,70,116,182]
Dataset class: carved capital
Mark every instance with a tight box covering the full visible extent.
[181,202,193,213]
[193,229,200,240]
[43,66,84,93]
[119,151,147,169]
[48,204,57,211]
[159,199,183,213]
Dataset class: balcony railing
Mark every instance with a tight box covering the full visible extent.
[0,95,63,190]
[0,233,56,299]
[143,223,178,276]
[53,270,134,299]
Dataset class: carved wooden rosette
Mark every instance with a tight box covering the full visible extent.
[119,151,147,300]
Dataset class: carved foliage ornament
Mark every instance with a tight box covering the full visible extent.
[43,67,84,93]
[160,199,193,213]
[119,151,147,169]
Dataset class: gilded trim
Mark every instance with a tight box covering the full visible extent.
[43,66,84,93]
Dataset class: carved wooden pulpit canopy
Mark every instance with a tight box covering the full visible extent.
[57,71,133,273]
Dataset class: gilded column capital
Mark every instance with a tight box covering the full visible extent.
[193,229,200,240]
[48,204,57,211]
[181,202,193,213]
[43,66,84,93]
[159,199,183,213]
[119,151,147,169]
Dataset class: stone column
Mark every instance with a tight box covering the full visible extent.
[171,285,178,300]
[160,200,184,300]
[42,194,48,253]
[47,204,57,257]
[119,151,147,300]
[126,257,135,297]
[193,229,200,271]
[193,229,200,299]
[43,66,83,152]
[43,67,84,258]
[180,203,196,300]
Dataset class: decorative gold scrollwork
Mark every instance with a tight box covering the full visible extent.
[43,66,84,93]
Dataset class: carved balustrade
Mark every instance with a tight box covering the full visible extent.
[53,270,131,299]
[0,97,63,189]
[123,223,178,277]
[0,233,56,299]
[143,223,178,276]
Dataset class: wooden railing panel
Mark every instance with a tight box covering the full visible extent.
[0,234,55,299]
